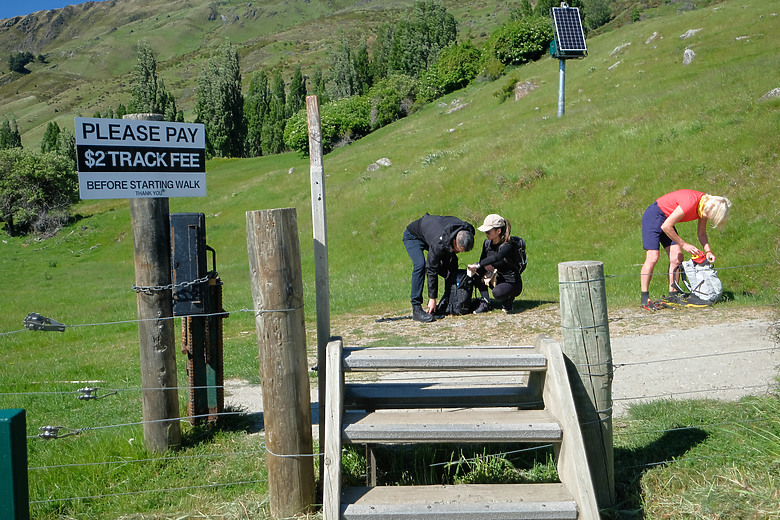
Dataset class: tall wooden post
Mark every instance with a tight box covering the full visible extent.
[0,409,28,520]
[127,113,181,453]
[306,95,330,464]
[558,260,615,508]
[246,208,315,519]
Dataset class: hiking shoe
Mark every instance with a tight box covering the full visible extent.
[501,299,514,314]
[412,305,434,323]
[660,293,683,307]
[473,299,491,314]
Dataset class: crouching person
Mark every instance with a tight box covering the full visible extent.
[403,213,475,323]
[468,214,527,314]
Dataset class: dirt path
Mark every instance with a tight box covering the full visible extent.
[225,305,778,426]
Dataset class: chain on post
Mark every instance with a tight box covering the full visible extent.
[132,274,213,294]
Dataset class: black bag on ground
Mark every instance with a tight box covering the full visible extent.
[437,269,476,316]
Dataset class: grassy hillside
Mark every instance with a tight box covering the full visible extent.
[0,0,778,517]
[2,0,777,370]
[0,0,513,147]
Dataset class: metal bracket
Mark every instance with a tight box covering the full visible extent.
[24,313,66,332]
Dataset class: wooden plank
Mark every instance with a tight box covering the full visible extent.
[538,335,600,520]
[343,347,546,372]
[342,409,562,444]
[323,338,344,520]
[307,95,330,465]
[342,483,577,520]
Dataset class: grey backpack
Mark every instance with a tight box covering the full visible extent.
[675,259,723,304]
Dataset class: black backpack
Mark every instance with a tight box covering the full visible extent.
[509,236,527,275]
[437,269,476,316]
[482,236,527,275]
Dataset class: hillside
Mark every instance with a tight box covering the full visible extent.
[0,0,513,147]
[1,1,778,516]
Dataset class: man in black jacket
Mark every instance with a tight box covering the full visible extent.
[403,213,475,322]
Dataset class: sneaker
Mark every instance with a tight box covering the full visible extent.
[473,299,491,314]
[501,299,514,313]
[660,293,683,308]
[412,304,434,323]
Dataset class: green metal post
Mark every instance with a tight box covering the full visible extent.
[0,409,30,520]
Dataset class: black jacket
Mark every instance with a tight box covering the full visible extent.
[476,236,527,285]
[406,213,475,299]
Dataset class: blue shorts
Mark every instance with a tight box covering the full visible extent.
[642,202,675,250]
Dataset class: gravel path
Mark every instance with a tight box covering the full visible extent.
[224,305,778,430]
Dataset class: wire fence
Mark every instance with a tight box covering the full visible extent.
[1,261,777,512]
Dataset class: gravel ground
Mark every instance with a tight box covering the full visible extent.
[225,304,779,429]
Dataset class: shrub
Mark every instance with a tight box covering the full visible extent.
[485,17,554,65]
[283,96,372,156]
[367,74,418,130]
[435,40,483,94]
[0,149,78,236]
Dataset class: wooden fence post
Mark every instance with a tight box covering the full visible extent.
[246,208,315,519]
[126,113,181,453]
[306,95,330,465]
[558,260,615,508]
[0,409,28,520]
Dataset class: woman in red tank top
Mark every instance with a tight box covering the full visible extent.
[640,189,731,310]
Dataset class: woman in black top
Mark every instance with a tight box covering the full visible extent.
[468,214,526,314]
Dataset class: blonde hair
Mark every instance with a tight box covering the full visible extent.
[702,195,732,230]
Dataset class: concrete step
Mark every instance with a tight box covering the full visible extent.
[341,483,578,520]
[343,346,547,372]
[342,408,562,444]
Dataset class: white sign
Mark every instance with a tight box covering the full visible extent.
[75,117,207,199]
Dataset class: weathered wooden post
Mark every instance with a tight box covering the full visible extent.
[246,208,315,519]
[0,409,28,520]
[127,113,181,453]
[558,260,615,508]
[306,95,331,463]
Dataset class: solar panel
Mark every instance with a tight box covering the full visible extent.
[551,6,587,58]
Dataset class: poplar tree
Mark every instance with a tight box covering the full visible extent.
[40,121,61,153]
[196,39,246,157]
[130,40,159,114]
[245,69,270,157]
[286,65,307,118]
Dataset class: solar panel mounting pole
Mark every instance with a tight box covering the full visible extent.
[558,59,566,118]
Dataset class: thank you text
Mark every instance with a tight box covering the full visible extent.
[75,117,207,199]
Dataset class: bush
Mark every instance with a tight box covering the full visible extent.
[435,41,483,94]
[368,74,418,130]
[485,17,554,65]
[8,51,35,73]
[0,149,78,236]
[283,96,372,156]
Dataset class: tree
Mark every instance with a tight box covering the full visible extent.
[261,72,287,155]
[8,52,35,73]
[0,119,22,150]
[327,33,358,100]
[287,65,307,118]
[245,69,270,157]
[130,40,159,113]
[196,39,246,157]
[40,121,61,153]
[0,148,78,236]
[129,40,180,121]
[389,1,457,77]
[353,39,372,96]
[310,66,328,104]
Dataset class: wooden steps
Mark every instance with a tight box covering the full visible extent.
[323,338,600,520]
[341,484,578,520]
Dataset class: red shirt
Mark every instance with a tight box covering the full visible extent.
[656,189,704,222]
